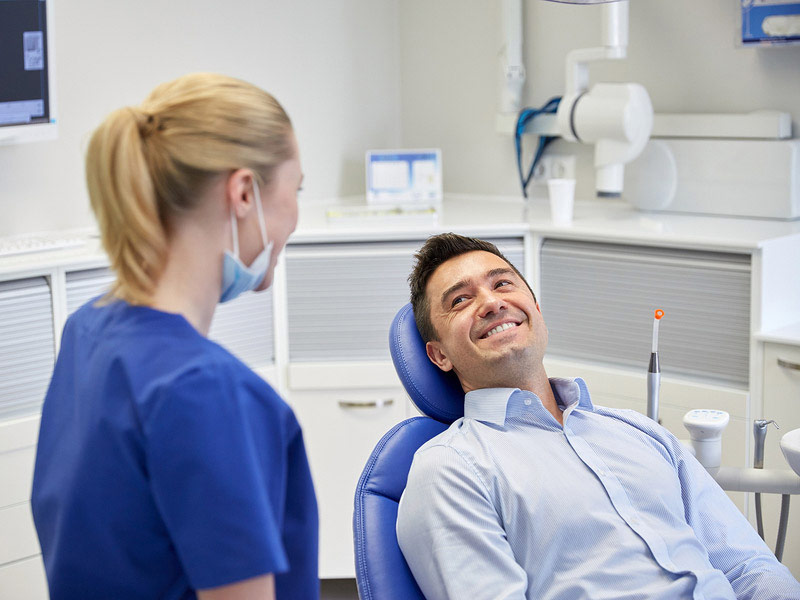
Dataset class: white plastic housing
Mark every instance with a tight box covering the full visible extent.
[557,83,653,196]
[683,409,730,470]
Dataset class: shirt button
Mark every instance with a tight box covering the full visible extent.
[524,398,532,406]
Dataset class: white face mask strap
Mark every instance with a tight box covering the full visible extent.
[252,178,270,249]
[229,207,239,257]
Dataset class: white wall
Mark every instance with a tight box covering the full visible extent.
[0,0,402,238]
[4,1,800,235]
[398,0,800,200]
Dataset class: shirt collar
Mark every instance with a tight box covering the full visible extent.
[463,377,593,426]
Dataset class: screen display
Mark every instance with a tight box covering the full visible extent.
[0,0,51,128]
[366,149,442,205]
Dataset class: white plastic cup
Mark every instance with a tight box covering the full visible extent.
[547,178,576,225]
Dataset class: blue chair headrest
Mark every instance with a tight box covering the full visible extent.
[389,303,465,424]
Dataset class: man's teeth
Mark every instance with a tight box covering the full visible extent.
[485,322,518,338]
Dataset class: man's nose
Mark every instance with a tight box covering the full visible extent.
[477,288,507,318]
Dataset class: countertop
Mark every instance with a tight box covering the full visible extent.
[3,194,800,277]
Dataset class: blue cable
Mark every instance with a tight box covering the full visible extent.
[515,96,561,198]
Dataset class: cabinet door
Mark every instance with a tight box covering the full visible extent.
[0,277,55,419]
[761,343,800,578]
[289,387,411,579]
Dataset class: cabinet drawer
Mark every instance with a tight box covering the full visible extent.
[0,554,48,600]
[289,387,411,579]
[0,503,40,565]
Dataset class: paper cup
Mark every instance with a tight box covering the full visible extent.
[547,178,576,225]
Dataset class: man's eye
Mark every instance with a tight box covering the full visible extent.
[496,280,512,288]
[452,296,467,307]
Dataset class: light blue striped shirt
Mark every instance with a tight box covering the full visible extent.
[396,378,800,600]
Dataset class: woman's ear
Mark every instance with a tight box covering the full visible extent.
[226,169,256,219]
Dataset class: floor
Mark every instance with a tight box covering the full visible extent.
[321,578,359,599]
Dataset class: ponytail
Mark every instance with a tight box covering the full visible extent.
[86,107,167,305]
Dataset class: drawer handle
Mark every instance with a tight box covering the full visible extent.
[337,398,394,409]
[777,358,800,371]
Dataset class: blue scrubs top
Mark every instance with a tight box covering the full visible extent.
[31,298,318,599]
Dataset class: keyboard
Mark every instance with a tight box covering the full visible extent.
[0,235,87,258]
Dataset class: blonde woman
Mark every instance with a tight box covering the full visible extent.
[31,74,316,600]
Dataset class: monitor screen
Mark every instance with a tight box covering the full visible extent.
[0,0,56,143]
[366,149,442,206]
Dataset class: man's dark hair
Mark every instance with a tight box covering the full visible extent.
[408,233,536,343]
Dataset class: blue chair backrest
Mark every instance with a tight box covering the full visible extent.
[353,303,465,600]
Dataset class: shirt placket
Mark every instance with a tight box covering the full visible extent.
[561,416,688,579]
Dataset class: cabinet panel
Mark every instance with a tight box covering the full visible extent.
[65,268,114,316]
[0,277,55,419]
[541,240,750,387]
[0,446,36,508]
[0,554,48,600]
[761,343,800,578]
[209,290,275,369]
[0,503,40,564]
[289,387,411,579]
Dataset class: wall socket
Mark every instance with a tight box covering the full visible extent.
[532,153,576,182]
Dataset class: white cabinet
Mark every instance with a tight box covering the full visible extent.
[288,378,411,578]
[760,342,800,578]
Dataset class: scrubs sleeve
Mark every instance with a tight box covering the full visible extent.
[396,444,528,600]
[670,432,800,599]
[143,364,289,590]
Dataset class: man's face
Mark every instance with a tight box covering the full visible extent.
[424,250,548,393]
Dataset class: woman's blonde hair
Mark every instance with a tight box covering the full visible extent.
[86,73,294,305]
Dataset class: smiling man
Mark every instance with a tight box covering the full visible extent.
[395,233,800,600]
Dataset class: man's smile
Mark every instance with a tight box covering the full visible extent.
[478,319,523,339]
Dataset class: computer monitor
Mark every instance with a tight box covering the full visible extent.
[0,0,57,145]
[365,149,442,206]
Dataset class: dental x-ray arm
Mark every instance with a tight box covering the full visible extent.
[552,0,653,196]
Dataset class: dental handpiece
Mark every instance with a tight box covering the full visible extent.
[646,309,665,423]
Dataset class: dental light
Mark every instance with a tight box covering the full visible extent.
[552,0,653,196]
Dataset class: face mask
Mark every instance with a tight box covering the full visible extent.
[219,179,274,303]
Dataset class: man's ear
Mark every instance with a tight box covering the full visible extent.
[426,341,453,372]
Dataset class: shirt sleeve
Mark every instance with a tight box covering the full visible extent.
[143,363,289,590]
[396,444,528,600]
[669,431,800,599]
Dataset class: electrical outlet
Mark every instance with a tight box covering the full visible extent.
[532,154,576,182]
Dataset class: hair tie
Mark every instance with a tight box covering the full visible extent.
[138,112,164,138]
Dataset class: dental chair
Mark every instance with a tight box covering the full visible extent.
[352,303,464,600]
